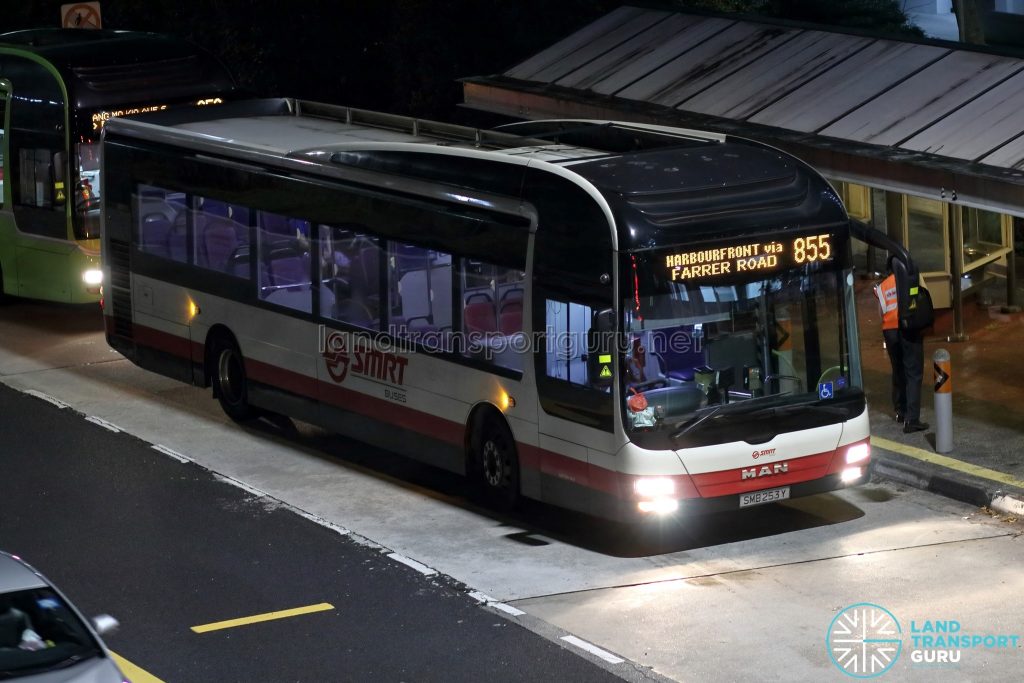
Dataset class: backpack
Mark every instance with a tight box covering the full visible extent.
[901,284,934,331]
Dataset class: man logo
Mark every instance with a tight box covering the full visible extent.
[741,462,788,480]
[827,603,902,678]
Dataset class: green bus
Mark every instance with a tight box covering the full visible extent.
[0,29,235,303]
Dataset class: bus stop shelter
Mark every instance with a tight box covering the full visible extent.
[462,6,1024,339]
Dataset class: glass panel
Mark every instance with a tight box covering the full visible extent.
[388,243,452,350]
[192,196,252,279]
[962,206,1005,268]
[318,224,381,329]
[461,259,525,370]
[136,184,188,263]
[545,299,594,386]
[906,195,946,273]
[257,211,311,312]
[0,586,103,674]
[623,247,860,436]
[73,141,101,239]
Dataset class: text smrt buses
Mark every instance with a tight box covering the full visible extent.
[101,99,870,522]
[0,28,235,303]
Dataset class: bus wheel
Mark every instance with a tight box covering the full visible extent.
[471,413,520,510]
[211,336,257,422]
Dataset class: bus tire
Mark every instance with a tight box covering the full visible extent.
[210,334,258,422]
[470,411,520,511]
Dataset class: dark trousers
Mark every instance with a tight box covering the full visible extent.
[883,327,924,422]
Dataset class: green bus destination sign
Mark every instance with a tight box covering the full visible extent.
[666,234,833,281]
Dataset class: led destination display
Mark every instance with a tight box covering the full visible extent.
[666,234,833,281]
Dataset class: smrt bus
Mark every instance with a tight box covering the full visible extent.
[0,29,235,303]
[100,99,871,522]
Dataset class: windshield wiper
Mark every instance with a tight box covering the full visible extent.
[670,404,726,441]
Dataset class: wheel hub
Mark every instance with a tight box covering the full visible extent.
[482,440,504,488]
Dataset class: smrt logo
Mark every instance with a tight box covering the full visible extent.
[741,462,788,480]
[322,331,408,385]
[751,448,776,459]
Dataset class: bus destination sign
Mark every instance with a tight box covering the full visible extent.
[666,234,833,281]
[90,98,225,131]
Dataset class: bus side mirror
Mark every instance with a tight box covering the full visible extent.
[588,308,616,388]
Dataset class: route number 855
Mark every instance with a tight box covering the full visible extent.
[793,234,831,264]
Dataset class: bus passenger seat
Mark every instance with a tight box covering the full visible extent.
[464,301,497,334]
[203,218,238,272]
[269,253,310,288]
[498,301,523,335]
[141,217,172,257]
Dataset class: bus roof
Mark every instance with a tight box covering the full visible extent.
[0,29,236,109]
[106,98,848,249]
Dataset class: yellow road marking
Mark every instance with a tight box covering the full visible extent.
[872,436,1024,489]
[191,602,334,633]
[110,651,166,683]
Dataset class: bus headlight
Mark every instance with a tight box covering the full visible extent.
[82,269,103,286]
[638,498,679,514]
[845,442,870,464]
[841,466,863,483]
[634,477,675,498]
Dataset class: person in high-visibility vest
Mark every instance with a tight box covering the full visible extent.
[874,265,928,433]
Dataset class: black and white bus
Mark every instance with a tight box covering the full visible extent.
[101,98,870,522]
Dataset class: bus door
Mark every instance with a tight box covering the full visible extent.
[535,290,622,513]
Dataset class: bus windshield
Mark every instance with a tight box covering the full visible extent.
[621,239,863,443]
[73,140,101,240]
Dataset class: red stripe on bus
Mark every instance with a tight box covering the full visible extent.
[134,323,194,360]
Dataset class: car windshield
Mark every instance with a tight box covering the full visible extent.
[0,587,103,678]
[621,234,863,444]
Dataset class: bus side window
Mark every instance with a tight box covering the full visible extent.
[318,224,381,330]
[387,241,453,350]
[257,211,311,313]
[545,299,595,385]
[461,259,525,370]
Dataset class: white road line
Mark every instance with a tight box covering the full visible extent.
[212,474,269,499]
[23,389,70,409]
[85,416,122,432]
[295,510,351,536]
[490,602,526,616]
[386,553,437,576]
[151,444,190,463]
[560,635,625,664]
[467,590,526,616]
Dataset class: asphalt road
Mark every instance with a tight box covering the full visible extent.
[0,381,634,683]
